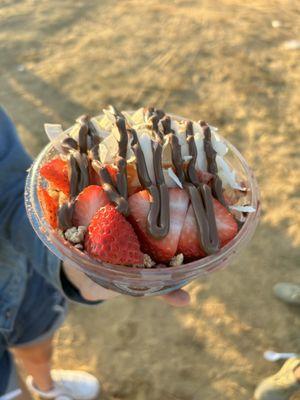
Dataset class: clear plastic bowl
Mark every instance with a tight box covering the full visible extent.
[25,114,260,297]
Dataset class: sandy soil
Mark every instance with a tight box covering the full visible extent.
[1,1,300,399]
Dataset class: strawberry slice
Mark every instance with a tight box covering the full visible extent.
[128,188,189,263]
[178,199,238,259]
[73,185,109,227]
[85,204,144,265]
[37,188,59,229]
[40,157,69,196]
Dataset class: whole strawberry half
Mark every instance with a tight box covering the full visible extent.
[178,199,238,259]
[37,188,59,229]
[128,188,189,263]
[73,185,109,227]
[40,157,69,195]
[85,204,144,265]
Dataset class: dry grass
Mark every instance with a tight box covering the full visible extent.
[1,1,300,399]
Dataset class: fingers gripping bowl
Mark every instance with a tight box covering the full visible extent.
[25,108,260,296]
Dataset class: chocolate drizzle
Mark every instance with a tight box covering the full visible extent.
[147,108,165,142]
[58,201,75,230]
[61,137,78,153]
[57,149,78,230]
[78,123,89,154]
[92,160,129,215]
[89,144,100,161]
[115,117,128,200]
[58,117,96,229]
[67,153,79,199]
[74,152,89,192]
[185,121,219,253]
[201,121,226,207]
[168,134,185,184]
[77,114,101,150]
[129,129,170,238]
[160,116,219,254]
[54,107,229,256]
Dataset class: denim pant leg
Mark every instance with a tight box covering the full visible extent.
[0,108,67,395]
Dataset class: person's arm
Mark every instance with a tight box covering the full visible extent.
[0,107,98,304]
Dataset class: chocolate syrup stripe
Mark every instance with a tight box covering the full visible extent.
[89,144,100,161]
[115,117,128,200]
[58,201,75,230]
[78,123,88,154]
[129,129,169,238]
[67,153,79,198]
[92,160,129,215]
[185,121,220,252]
[77,114,99,137]
[160,117,219,254]
[146,108,165,142]
[201,121,227,207]
[57,109,226,254]
[185,121,199,186]
[61,137,78,153]
[58,116,103,230]
[58,149,90,230]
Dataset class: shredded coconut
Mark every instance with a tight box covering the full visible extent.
[170,253,184,267]
[133,254,156,268]
[64,226,86,244]
[144,254,156,268]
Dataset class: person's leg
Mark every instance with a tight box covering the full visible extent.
[11,335,54,392]
[295,366,300,381]
[12,335,100,400]
[8,270,100,400]
[0,348,31,398]
[254,358,300,400]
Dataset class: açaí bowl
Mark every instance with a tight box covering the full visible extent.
[25,113,260,297]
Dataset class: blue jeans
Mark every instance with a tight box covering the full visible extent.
[2,271,67,393]
[0,108,67,394]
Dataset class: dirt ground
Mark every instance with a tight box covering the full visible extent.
[1,1,300,399]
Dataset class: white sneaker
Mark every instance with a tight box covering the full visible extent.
[26,370,100,400]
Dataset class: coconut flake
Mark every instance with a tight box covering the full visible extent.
[216,155,245,191]
[44,123,65,142]
[211,131,228,157]
[99,144,108,164]
[167,167,183,188]
[44,123,67,152]
[121,111,135,126]
[90,117,110,139]
[170,119,180,135]
[131,108,145,125]
[194,132,207,171]
[163,169,177,188]
[102,108,116,122]
[229,205,256,213]
[99,134,118,164]
[111,124,121,141]
[97,114,114,131]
